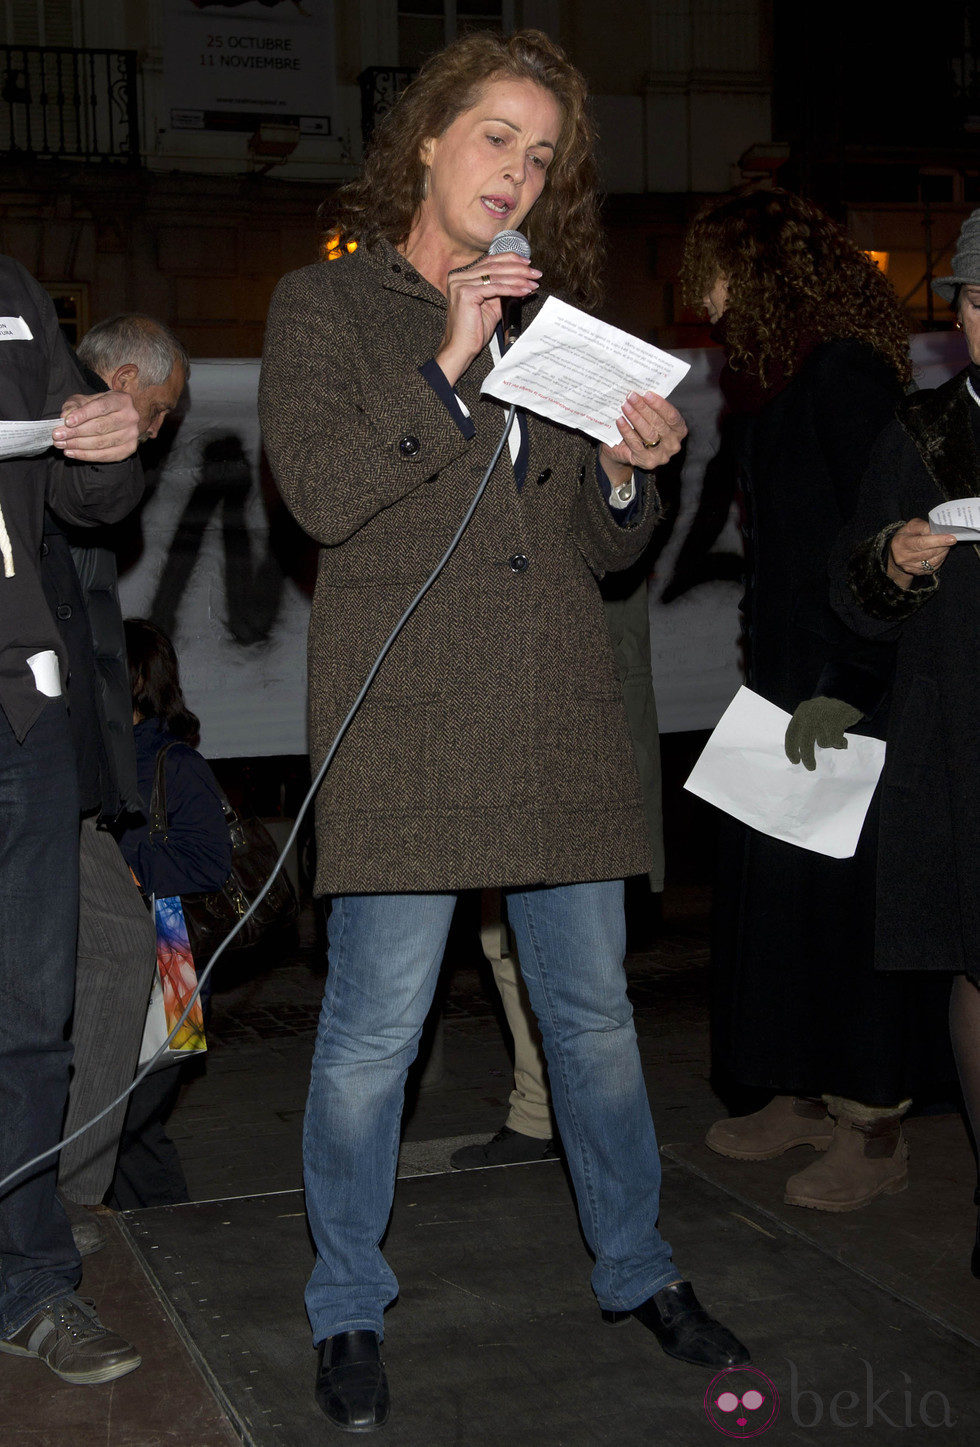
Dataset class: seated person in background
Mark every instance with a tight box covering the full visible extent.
[111,617,231,1208]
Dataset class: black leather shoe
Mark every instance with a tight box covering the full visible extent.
[601,1281,750,1368]
[450,1126,558,1171]
[315,1330,390,1432]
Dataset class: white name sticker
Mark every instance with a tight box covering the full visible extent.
[0,316,33,341]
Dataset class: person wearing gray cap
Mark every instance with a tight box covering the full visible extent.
[830,206,980,1277]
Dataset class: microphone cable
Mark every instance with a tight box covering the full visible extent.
[0,403,519,1200]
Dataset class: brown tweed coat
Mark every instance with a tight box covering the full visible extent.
[259,239,662,895]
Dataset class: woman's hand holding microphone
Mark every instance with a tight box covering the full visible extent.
[435,251,541,387]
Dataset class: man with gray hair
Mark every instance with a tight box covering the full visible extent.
[78,314,188,443]
[44,314,189,1260]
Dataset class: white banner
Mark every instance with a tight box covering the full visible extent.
[163,0,336,136]
[116,335,967,758]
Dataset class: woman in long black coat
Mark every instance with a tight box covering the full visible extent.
[679,190,953,1213]
[830,211,980,1265]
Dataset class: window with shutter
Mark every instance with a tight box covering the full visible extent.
[396,2,512,69]
[1,0,75,47]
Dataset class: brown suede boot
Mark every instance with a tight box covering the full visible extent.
[783,1096,910,1211]
[705,1096,834,1160]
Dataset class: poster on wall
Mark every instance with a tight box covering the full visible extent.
[163,0,336,136]
[118,353,744,758]
[116,335,967,760]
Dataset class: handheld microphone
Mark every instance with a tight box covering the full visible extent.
[488,228,531,351]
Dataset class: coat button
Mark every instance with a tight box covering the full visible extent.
[536,468,551,486]
[40,541,49,556]
[509,554,529,573]
[398,435,421,457]
[56,604,72,619]
[391,262,402,273]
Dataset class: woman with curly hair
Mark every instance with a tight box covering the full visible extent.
[680,189,953,1214]
[260,28,747,1432]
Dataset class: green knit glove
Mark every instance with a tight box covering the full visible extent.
[784,696,864,771]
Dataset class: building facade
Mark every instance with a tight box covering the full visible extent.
[3,3,976,351]
[0,1,776,351]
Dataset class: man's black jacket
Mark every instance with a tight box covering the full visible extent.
[0,256,141,741]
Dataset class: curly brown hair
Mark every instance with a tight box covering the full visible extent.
[324,29,603,309]
[679,189,912,388]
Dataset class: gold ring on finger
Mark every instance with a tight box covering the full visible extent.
[920,558,935,572]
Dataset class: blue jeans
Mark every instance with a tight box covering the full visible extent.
[0,699,82,1337]
[303,881,676,1344]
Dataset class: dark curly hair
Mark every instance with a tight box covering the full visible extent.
[324,29,603,309]
[680,189,912,389]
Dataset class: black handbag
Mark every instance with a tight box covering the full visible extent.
[149,742,298,964]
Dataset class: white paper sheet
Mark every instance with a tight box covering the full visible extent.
[26,650,61,698]
[479,296,690,446]
[929,496,980,540]
[683,686,886,859]
[0,418,59,460]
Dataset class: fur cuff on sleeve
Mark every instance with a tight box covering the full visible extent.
[846,522,939,620]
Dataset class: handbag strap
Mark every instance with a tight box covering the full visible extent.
[147,737,241,846]
[148,742,173,842]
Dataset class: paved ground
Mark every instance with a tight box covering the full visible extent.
[2,882,978,1445]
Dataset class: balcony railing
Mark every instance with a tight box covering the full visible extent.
[0,46,139,165]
